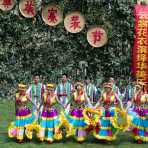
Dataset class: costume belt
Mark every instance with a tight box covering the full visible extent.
[58,93,67,97]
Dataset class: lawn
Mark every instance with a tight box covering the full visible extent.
[0,100,147,148]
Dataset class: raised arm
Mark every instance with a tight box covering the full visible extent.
[26,85,32,101]
[115,93,124,110]
[84,92,94,108]
[94,89,104,109]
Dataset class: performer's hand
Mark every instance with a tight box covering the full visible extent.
[55,128,59,134]
[127,101,132,109]
[37,102,40,108]
[92,106,97,110]
[16,99,21,104]
[37,108,40,112]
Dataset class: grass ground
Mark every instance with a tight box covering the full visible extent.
[0,100,147,148]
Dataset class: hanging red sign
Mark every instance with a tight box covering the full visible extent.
[0,0,15,11]
[42,4,63,26]
[87,26,107,48]
[132,4,148,91]
[19,0,36,18]
[64,11,85,33]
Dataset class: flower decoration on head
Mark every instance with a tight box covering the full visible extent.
[46,83,55,89]
[135,81,145,88]
[18,83,27,90]
[75,81,84,87]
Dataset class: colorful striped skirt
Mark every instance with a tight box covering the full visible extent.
[93,107,119,141]
[38,108,62,142]
[65,108,87,141]
[8,107,35,140]
[128,107,148,142]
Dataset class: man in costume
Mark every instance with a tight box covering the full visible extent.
[124,77,136,104]
[109,77,120,94]
[84,76,98,104]
[55,73,74,108]
[26,72,45,118]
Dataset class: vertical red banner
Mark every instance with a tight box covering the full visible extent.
[132,4,148,91]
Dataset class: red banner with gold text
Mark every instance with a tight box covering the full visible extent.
[132,4,148,91]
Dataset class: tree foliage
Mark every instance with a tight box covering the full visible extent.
[0,0,137,98]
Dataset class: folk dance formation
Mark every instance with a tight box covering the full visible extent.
[8,73,148,144]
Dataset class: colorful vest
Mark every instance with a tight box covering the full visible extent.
[44,94,56,106]
[31,82,43,104]
[73,92,85,103]
[133,93,147,104]
[85,83,96,99]
[16,93,28,105]
[57,81,72,97]
[102,92,117,106]
[125,84,134,101]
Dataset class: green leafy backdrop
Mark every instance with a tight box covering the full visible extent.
[0,0,136,99]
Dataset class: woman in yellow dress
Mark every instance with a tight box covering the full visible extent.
[87,82,124,142]
[8,84,35,143]
[65,81,92,142]
[37,84,62,143]
[127,82,148,143]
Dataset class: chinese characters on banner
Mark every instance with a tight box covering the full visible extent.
[87,27,107,48]
[132,5,148,91]
[42,5,63,26]
[64,11,85,33]
[19,0,36,18]
[0,0,15,11]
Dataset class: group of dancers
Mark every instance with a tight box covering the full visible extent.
[8,73,148,144]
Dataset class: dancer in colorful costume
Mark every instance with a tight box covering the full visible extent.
[8,84,35,143]
[127,82,148,143]
[87,82,124,142]
[37,84,62,143]
[65,81,92,142]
